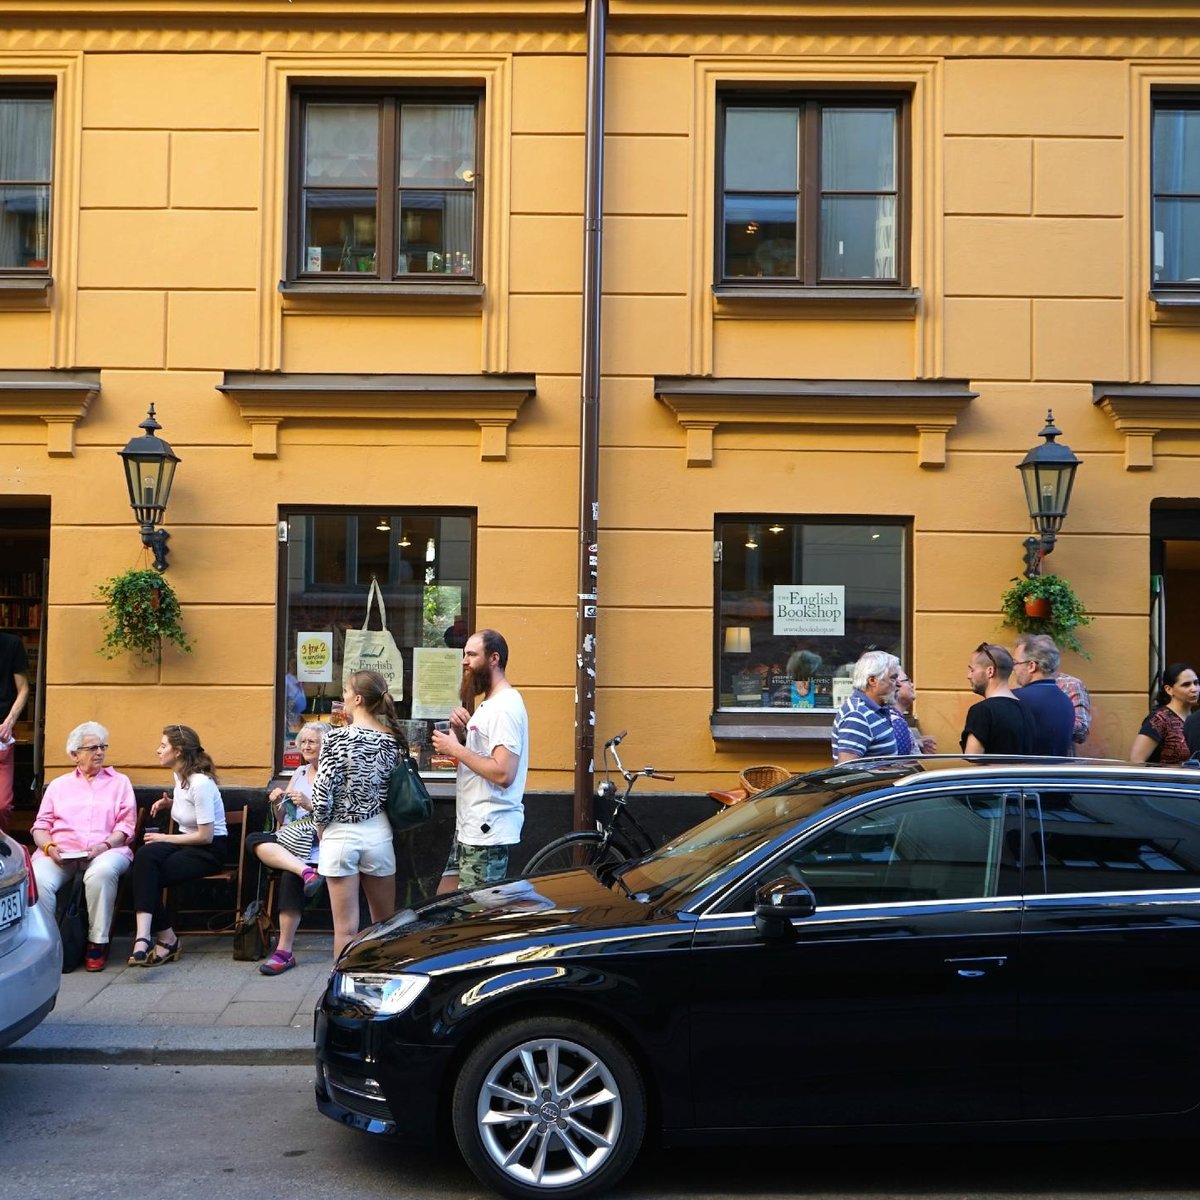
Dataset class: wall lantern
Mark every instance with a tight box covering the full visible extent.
[1017,410,1080,578]
[118,404,181,573]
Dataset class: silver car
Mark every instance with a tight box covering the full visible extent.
[0,830,60,1048]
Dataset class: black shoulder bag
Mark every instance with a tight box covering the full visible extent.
[56,871,87,974]
[385,751,433,832]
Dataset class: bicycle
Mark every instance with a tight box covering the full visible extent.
[522,731,675,875]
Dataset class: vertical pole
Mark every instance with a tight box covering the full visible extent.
[573,0,607,830]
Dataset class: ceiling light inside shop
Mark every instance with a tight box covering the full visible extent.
[425,537,436,562]
[376,517,391,532]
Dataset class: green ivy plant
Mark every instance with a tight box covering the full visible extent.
[999,573,1092,657]
[97,568,192,665]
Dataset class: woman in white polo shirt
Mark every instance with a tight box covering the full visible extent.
[127,723,227,967]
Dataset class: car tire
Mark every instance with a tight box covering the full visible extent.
[522,832,629,876]
[452,1015,647,1200]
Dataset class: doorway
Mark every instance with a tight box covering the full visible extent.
[1150,503,1200,704]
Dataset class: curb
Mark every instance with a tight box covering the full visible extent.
[0,1045,316,1066]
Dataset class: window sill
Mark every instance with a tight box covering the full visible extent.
[1093,381,1200,470]
[0,277,52,310]
[1149,289,1200,325]
[710,712,834,743]
[279,280,484,313]
[0,369,100,457]
[713,284,919,317]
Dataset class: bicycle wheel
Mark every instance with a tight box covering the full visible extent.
[523,832,627,876]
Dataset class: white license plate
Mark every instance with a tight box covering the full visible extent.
[0,888,21,930]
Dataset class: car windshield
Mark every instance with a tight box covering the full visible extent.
[615,760,919,907]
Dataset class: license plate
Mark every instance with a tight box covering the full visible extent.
[0,887,21,930]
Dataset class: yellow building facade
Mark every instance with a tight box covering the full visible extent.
[1,0,1199,801]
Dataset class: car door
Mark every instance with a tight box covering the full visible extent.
[1019,784,1200,1119]
[687,786,1023,1129]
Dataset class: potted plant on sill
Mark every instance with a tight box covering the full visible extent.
[97,568,192,665]
[999,573,1092,657]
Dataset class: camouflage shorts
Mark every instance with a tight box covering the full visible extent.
[444,838,512,888]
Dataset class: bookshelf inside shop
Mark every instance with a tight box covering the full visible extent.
[0,513,49,811]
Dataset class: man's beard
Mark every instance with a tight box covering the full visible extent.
[460,663,492,706]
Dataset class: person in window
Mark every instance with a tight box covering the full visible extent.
[30,722,136,972]
[1130,662,1198,765]
[311,670,401,960]
[127,724,227,967]
[961,642,1037,755]
[830,650,900,763]
[0,629,29,832]
[246,721,327,976]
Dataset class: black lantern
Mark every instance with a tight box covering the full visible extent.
[1017,410,1080,578]
[118,404,181,572]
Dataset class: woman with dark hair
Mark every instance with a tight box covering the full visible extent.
[312,671,402,959]
[127,724,227,967]
[1130,663,1200,765]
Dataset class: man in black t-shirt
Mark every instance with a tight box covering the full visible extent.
[961,641,1037,756]
[0,630,29,831]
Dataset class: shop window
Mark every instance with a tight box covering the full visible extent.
[0,87,53,274]
[715,517,907,715]
[280,508,474,772]
[1152,95,1200,287]
[288,88,481,282]
[717,94,907,287]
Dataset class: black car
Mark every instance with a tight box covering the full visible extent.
[315,757,1200,1198]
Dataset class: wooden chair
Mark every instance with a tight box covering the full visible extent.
[160,804,250,934]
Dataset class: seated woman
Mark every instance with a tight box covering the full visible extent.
[246,721,326,976]
[127,724,227,968]
[31,721,137,972]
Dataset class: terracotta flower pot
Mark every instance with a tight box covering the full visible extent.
[1024,596,1051,619]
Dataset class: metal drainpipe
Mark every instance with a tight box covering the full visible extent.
[573,0,608,830]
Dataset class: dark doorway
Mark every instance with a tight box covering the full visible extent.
[1150,504,1200,704]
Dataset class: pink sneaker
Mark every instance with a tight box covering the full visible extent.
[301,866,323,898]
[258,950,296,976]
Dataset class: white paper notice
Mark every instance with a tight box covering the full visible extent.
[411,646,463,719]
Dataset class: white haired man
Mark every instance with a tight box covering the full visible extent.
[831,650,900,763]
[30,722,137,972]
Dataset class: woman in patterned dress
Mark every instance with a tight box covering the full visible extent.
[1129,662,1199,765]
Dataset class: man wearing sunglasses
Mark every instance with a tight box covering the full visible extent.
[962,642,1038,756]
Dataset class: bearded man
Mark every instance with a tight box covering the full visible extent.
[431,628,529,892]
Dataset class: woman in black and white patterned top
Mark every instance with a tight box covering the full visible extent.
[312,670,403,958]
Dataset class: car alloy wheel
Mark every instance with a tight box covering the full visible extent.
[453,1016,646,1199]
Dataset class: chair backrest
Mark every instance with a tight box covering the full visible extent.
[163,804,250,932]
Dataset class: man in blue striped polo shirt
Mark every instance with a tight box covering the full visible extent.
[832,650,901,763]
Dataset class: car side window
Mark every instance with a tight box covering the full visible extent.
[1030,789,1200,895]
[735,791,1016,910]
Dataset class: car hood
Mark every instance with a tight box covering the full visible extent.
[339,869,677,975]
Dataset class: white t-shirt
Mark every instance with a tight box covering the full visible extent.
[285,764,319,865]
[456,686,529,846]
[171,772,227,838]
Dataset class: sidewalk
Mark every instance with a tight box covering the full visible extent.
[0,932,334,1066]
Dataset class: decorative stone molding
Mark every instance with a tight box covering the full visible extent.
[218,371,535,460]
[0,369,99,456]
[1092,382,1200,471]
[654,376,976,467]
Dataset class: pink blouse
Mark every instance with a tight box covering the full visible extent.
[31,765,137,861]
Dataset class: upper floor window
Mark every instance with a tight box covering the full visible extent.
[0,88,53,274]
[1153,97,1200,287]
[717,94,906,287]
[289,89,480,284]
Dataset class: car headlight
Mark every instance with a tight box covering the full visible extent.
[332,971,430,1015]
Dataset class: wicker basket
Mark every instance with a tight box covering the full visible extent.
[738,764,792,796]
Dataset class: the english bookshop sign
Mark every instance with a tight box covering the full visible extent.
[773,585,845,637]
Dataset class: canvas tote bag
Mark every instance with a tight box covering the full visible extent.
[342,577,404,701]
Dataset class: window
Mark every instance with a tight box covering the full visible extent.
[717,94,906,286]
[0,88,53,273]
[289,89,480,283]
[1033,789,1200,894]
[1152,96,1200,287]
[279,508,474,771]
[715,517,907,714]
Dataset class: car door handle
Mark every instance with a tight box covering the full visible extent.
[944,955,1007,978]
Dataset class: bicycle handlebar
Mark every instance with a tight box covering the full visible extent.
[605,730,628,749]
[646,771,675,781]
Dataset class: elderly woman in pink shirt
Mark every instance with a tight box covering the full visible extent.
[31,721,137,972]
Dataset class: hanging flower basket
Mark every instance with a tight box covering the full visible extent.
[1024,596,1052,619]
[999,574,1091,658]
[97,569,192,665]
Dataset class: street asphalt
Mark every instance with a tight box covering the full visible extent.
[0,931,333,1066]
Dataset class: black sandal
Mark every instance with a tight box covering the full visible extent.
[127,937,153,967]
[150,937,182,966]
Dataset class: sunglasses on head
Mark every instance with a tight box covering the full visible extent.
[975,643,1000,669]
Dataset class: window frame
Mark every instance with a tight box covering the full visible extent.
[714,89,911,290]
[0,82,55,280]
[286,84,484,287]
[711,513,912,729]
[1151,90,1200,292]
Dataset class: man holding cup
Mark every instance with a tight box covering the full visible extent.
[431,629,529,892]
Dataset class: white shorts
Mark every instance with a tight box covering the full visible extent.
[317,813,395,878]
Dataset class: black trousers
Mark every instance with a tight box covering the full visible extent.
[131,838,227,932]
[245,831,304,915]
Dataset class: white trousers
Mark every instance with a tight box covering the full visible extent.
[34,850,131,944]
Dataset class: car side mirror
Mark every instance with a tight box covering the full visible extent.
[753,876,816,939]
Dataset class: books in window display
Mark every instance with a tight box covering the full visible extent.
[769,673,832,709]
